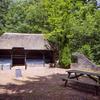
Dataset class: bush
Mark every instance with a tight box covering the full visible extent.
[78,44,93,60]
[60,46,71,68]
[93,44,100,64]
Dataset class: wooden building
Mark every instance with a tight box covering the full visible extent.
[0,33,54,68]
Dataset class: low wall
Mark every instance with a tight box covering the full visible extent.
[71,53,100,71]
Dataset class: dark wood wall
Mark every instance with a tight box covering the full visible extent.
[0,49,11,58]
[0,49,54,63]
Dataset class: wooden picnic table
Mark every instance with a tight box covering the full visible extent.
[63,69,100,95]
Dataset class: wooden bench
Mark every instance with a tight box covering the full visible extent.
[62,69,100,95]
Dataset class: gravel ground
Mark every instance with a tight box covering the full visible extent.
[0,65,100,100]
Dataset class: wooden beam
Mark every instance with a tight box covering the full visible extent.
[43,53,45,67]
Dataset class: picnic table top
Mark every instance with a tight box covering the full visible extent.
[66,69,100,77]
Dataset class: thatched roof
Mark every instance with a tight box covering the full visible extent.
[0,33,51,50]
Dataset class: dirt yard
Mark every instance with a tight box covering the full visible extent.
[0,65,100,100]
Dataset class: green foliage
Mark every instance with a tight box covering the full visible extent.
[78,44,93,60]
[60,46,71,68]
[44,0,100,66]
[0,0,11,34]
[4,0,49,33]
[93,44,100,64]
[0,0,100,67]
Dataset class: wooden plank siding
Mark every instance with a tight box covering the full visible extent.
[0,49,54,64]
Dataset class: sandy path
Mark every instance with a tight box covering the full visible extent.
[0,65,100,100]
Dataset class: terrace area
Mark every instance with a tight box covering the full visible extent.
[0,66,100,100]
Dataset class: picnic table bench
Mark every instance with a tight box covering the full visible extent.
[63,69,100,95]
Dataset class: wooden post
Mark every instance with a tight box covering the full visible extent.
[1,64,3,70]
[52,51,55,67]
[25,53,27,69]
[10,54,13,69]
[43,53,45,67]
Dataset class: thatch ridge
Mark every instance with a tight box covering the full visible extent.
[0,33,51,50]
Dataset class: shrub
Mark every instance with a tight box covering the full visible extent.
[78,44,93,60]
[60,46,71,68]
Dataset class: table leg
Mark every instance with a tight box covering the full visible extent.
[75,73,78,80]
[64,79,68,87]
[95,76,100,95]
[68,72,71,78]
[98,76,100,84]
[64,72,71,87]
[95,86,98,95]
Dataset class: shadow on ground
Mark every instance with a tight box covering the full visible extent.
[0,73,100,100]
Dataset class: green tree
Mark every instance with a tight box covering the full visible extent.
[45,0,99,66]
[5,0,49,33]
[0,0,11,34]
